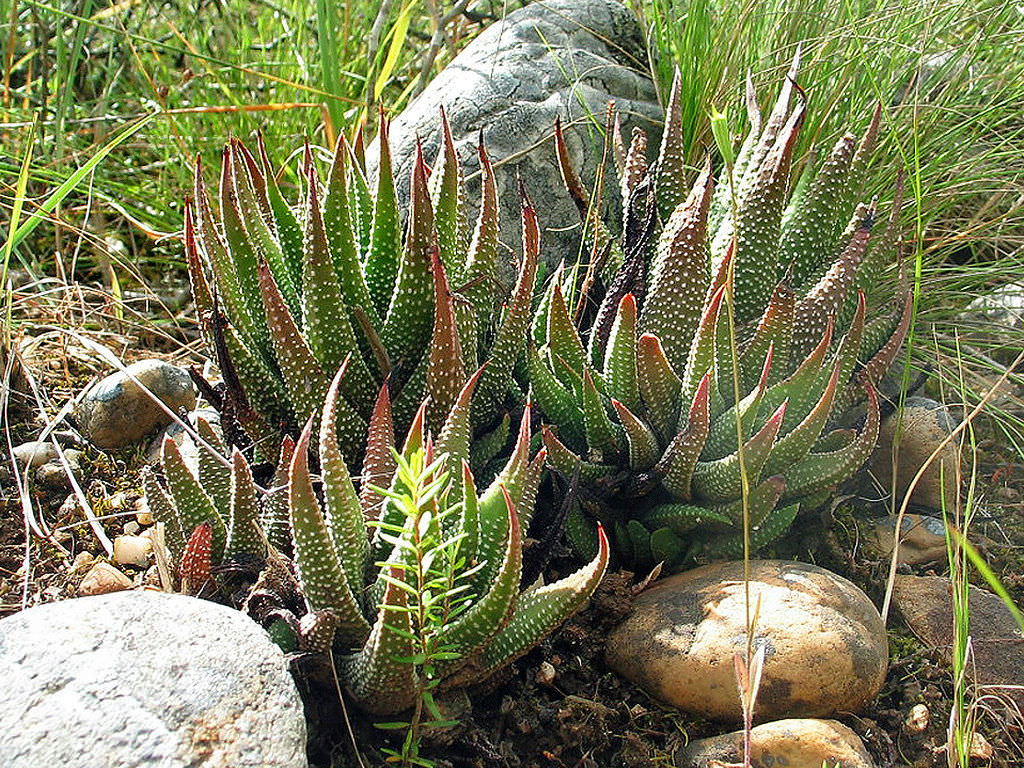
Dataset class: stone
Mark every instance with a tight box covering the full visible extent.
[75,359,196,450]
[368,0,662,275]
[34,449,83,490]
[77,561,133,596]
[678,718,875,768]
[893,574,1024,709]
[113,534,153,568]
[864,513,950,566]
[903,703,929,735]
[11,440,59,470]
[0,591,306,767]
[605,560,888,722]
[869,397,961,510]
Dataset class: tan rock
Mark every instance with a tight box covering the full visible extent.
[678,718,875,768]
[869,397,960,510]
[113,535,153,568]
[78,562,133,596]
[605,560,888,722]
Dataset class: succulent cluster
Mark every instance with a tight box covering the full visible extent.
[147,365,608,714]
[532,62,911,572]
[183,111,535,466]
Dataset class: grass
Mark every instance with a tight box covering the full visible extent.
[0,0,500,299]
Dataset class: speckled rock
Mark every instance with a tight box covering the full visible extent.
[605,560,887,722]
[75,359,196,450]
[34,449,83,489]
[894,574,1024,709]
[678,718,875,768]
[869,397,960,510]
[369,0,662,274]
[864,513,949,566]
[0,591,306,767]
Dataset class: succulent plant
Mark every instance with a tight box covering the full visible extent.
[183,111,536,465]
[147,361,608,715]
[532,61,912,572]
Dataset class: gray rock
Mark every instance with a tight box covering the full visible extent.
[605,560,888,722]
[868,397,960,510]
[0,591,307,768]
[75,359,197,450]
[370,0,662,275]
[679,718,875,768]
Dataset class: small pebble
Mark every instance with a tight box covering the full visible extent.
[904,703,929,734]
[970,732,993,760]
[536,661,556,686]
[113,535,153,568]
[69,552,95,576]
[78,561,133,596]
[123,521,141,536]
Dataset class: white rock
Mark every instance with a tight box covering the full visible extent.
[0,591,307,767]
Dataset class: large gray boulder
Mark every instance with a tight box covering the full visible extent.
[372,0,662,275]
[0,591,307,767]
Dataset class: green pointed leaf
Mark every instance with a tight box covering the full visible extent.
[781,133,856,287]
[225,449,265,560]
[261,436,295,553]
[289,420,370,646]
[322,132,378,324]
[435,366,485,494]
[426,246,466,434]
[782,384,879,500]
[444,487,521,656]
[320,365,371,594]
[429,107,468,279]
[637,333,682,442]
[703,502,799,558]
[690,399,787,504]
[339,565,417,713]
[643,158,713,373]
[195,416,230,516]
[547,282,587,384]
[655,67,686,220]
[611,399,660,470]
[481,525,608,674]
[659,372,711,499]
[258,258,330,424]
[582,368,621,460]
[792,201,875,357]
[528,344,585,451]
[381,139,435,371]
[471,193,539,430]
[603,293,640,412]
[360,382,397,523]
[365,112,402,318]
[642,502,732,536]
[143,467,184,560]
[161,435,226,561]
[301,153,377,415]
[255,132,304,288]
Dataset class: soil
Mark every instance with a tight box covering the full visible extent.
[3,310,1023,768]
